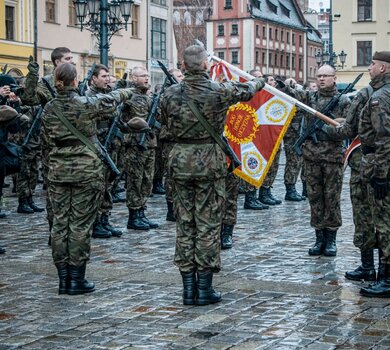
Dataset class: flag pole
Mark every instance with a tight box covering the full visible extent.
[210,55,340,127]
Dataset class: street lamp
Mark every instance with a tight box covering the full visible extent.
[73,0,134,66]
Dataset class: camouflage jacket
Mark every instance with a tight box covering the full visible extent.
[284,84,351,163]
[22,72,55,106]
[359,73,390,181]
[41,87,133,183]
[160,70,264,180]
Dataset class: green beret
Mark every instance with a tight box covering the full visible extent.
[127,117,150,133]
[373,51,390,63]
[0,105,18,122]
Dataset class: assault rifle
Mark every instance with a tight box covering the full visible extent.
[293,73,363,156]
[1,64,8,75]
[79,62,96,96]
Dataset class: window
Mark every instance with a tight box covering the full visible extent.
[269,28,272,39]
[195,10,203,25]
[292,33,295,44]
[231,51,239,64]
[68,0,77,26]
[218,51,225,60]
[46,0,56,22]
[292,56,295,69]
[225,0,232,9]
[256,25,259,37]
[131,5,139,37]
[357,41,372,66]
[183,11,191,25]
[262,26,266,38]
[151,17,166,59]
[280,54,284,67]
[267,0,277,13]
[218,25,224,36]
[281,30,284,42]
[231,24,238,36]
[5,6,15,40]
[299,57,302,70]
[299,35,302,46]
[286,32,290,43]
[262,52,266,65]
[286,54,290,68]
[151,0,167,5]
[280,3,290,17]
[269,52,272,66]
[256,50,259,64]
[358,0,372,21]
[275,29,278,40]
[274,53,278,67]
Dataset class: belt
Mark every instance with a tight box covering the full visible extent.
[55,139,85,148]
[361,145,375,155]
[176,138,214,144]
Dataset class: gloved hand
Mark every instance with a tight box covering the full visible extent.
[276,79,286,89]
[27,55,39,75]
[370,177,390,200]
[253,77,265,90]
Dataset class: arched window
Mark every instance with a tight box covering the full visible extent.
[173,10,180,25]
[183,10,191,25]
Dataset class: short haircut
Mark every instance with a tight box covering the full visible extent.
[92,64,109,78]
[183,45,208,71]
[51,47,71,66]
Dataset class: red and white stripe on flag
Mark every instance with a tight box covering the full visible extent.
[211,62,296,187]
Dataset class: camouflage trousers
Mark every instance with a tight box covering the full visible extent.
[113,142,126,189]
[125,145,155,209]
[49,180,103,266]
[162,142,175,202]
[283,137,303,185]
[98,165,114,216]
[173,177,225,273]
[304,159,343,230]
[154,142,164,181]
[263,147,281,187]
[223,173,240,225]
[16,149,39,198]
[42,148,53,228]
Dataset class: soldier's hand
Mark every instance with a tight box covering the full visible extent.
[276,79,286,89]
[253,77,265,90]
[27,55,39,74]
[370,177,390,200]
[116,78,127,89]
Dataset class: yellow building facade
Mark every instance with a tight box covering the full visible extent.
[0,0,34,76]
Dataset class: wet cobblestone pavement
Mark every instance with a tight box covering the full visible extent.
[1,158,390,349]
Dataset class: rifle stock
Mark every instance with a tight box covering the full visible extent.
[22,106,44,149]
[79,62,96,96]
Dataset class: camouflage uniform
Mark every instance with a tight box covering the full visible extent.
[359,73,390,265]
[223,172,240,226]
[160,70,264,273]
[41,87,133,266]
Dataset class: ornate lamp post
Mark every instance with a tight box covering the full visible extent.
[73,0,134,66]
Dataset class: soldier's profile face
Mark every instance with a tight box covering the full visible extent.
[132,69,149,89]
[93,69,110,89]
[57,52,75,66]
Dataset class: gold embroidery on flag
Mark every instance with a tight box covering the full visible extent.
[224,103,258,144]
[265,100,289,123]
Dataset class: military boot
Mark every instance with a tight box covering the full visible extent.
[360,264,390,298]
[345,249,376,281]
[196,271,222,306]
[323,229,337,256]
[221,224,233,249]
[181,271,197,305]
[166,201,176,222]
[55,263,69,295]
[92,217,112,239]
[127,208,149,230]
[267,187,282,204]
[101,213,122,237]
[152,179,166,195]
[285,184,304,202]
[68,264,95,295]
[112,191,126,203]
[244,190,269,210]
[17,197,34,214]
[302,181,307,198]
[258,186,277,206]
[139,207,159,229]
[27,196,45,212]
[378,249,385,282]
[0,247,6,254]
[0,208,6,219]
[308,229,326,255]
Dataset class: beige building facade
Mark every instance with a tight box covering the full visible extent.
[333,0,390,88]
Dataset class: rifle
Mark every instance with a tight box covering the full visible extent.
[293,73,363,156]
[157,60,179,85]
[22,106,44,148]
[41,77,57,98]
[79,62,96,96]
[1,64,8,75]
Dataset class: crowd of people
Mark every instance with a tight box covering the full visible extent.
[0,45,389,302]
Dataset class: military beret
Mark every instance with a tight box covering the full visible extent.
[373,51,390,63]
[127,117,150,132]
[0,105,18,122]
[0,74,16,87]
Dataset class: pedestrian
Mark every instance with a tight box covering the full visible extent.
[160,45,265,305]
[41,63,134,295]
[358,51,390,297]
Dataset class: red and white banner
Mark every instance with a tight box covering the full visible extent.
[211,62,296,187]
[343,136,361,171]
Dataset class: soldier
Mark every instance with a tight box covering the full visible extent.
[282,65,351,256]
[358,51,390,298]
[85,64,123,239]
[160,45,265,305]
[121,66,158,230]
[41,63,134,295]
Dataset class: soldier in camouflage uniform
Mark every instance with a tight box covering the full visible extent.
[121,66,158,231]
[358,52,390,298]
[283,65,351,257]
[160,45,265,305]
[323,85,376,281]
[41,63,134,295]
[85,64,123,239]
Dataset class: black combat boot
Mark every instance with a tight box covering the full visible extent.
[221,224,233,249]
[0,208,6,219]
[302,181,307,198]
[152,179,166,195]
[166,201,176,222]
[258,186,277,206]
[55,263,69,295]
[244,190,269,210]
[360,264,390,298]
[17,197,34,214]
[127,208,150,230]
[323,229,337,256]
[92,217,112,239]
[285,184,304,202]
[181,271,197,305]
[196,271,222,306]
[68,264,95,295]
[112,191,126,203]
[308,229,326,256]
[267,187,282,204]
[0,247,6,254]
[345,249,376,281]
[139,207,159,229]
[27,196,45,212]
[101,213,122,237]
[378,249,385,282]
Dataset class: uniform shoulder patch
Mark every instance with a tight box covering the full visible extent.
[371,100,379,107]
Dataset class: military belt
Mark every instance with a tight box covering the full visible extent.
[361,145,375,155]
[176,138,214,144]
[55,139,85,148]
